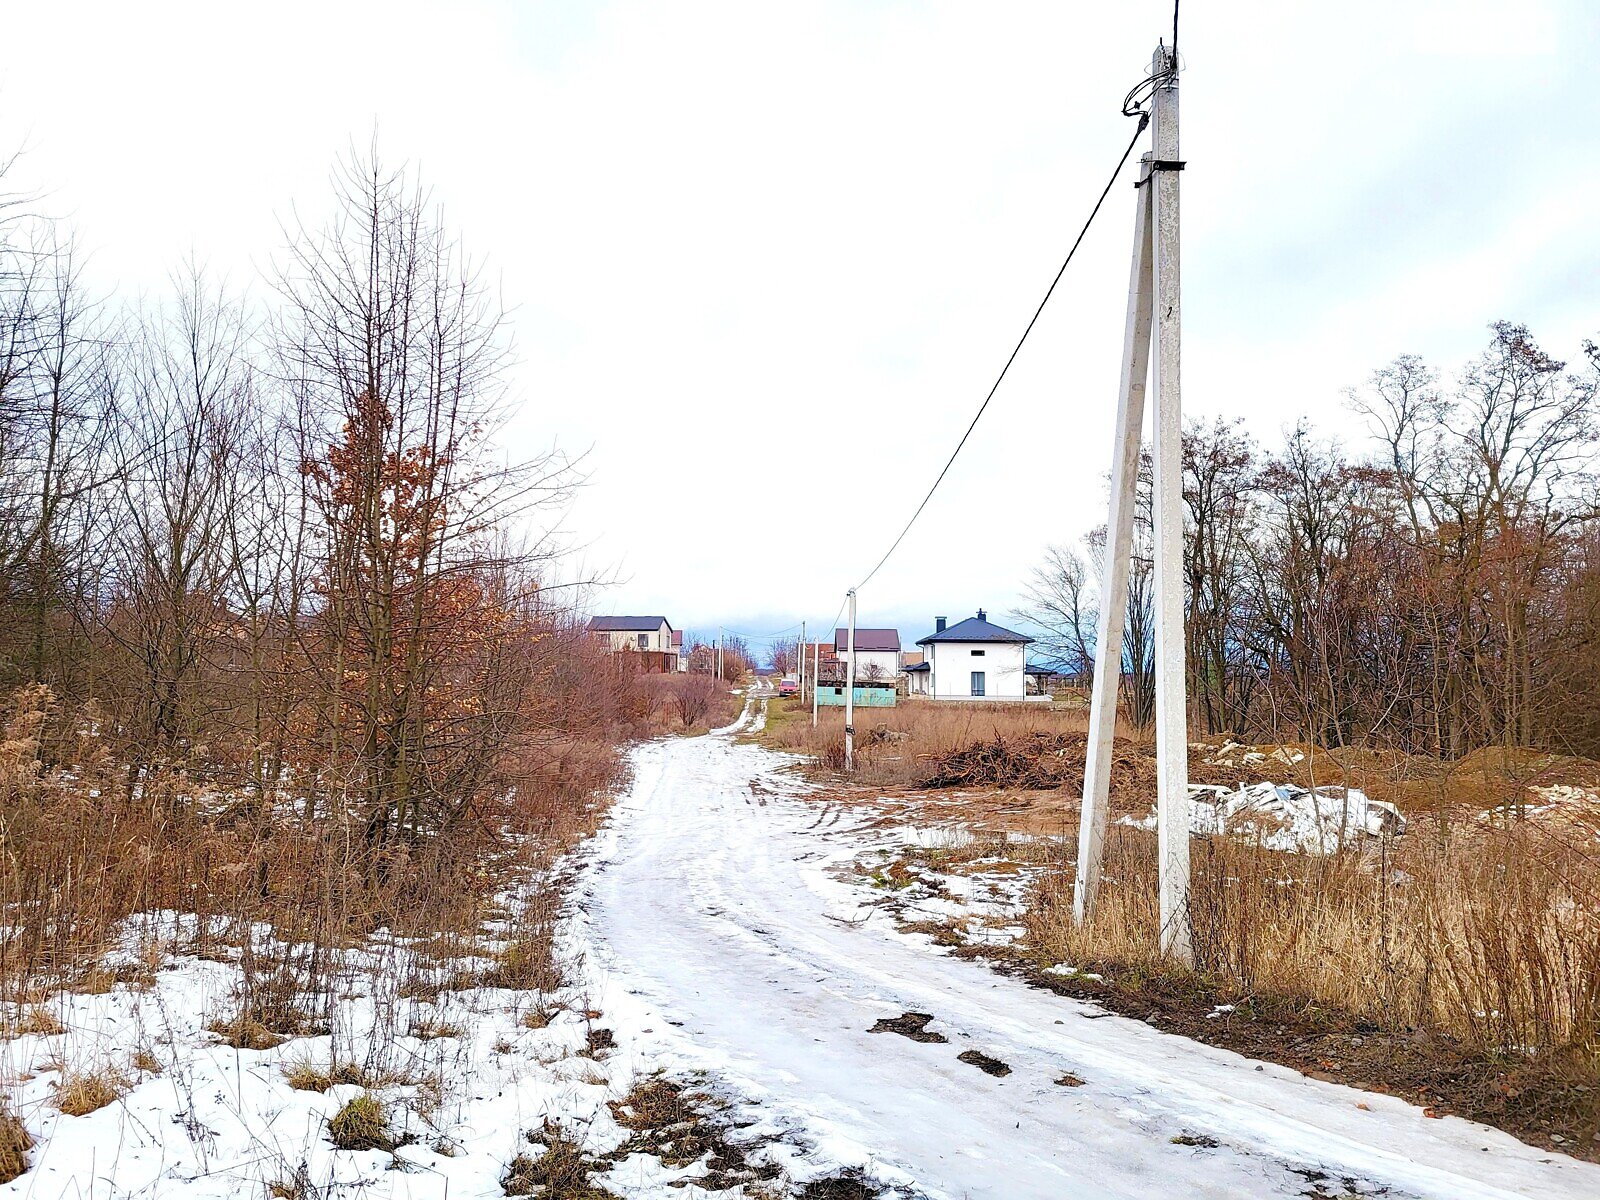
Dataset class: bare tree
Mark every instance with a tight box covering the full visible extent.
[276,146,578,851]
[99,269,253,764]
[769,637,799,675]
[1014,543,1095,681]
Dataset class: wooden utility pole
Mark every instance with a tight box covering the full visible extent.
[844,590,857,771]
[1074,41,1191,963]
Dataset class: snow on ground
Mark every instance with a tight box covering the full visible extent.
[10,702,1600,1199]
[0,884,784,1200]
[579,721,1600,1199]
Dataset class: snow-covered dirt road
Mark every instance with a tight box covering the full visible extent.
[577,702,1600,1199]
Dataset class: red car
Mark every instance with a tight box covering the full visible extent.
[778,677,800,697]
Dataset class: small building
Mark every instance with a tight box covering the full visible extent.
[833,627,901,683]
[672,629,687,673]
[914,610,1035,701]
[816,682,897,708]
[587,615,678,671]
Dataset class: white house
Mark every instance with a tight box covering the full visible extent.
[910,611,1034,701]
[587,615,677,668]
[833,627,901,682]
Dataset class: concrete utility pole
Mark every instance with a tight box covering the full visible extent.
[844,589,857,772]
[811,640,820,727]
[799,620,806,695]
[1074,41,1192,963]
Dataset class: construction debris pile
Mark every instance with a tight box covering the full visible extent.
[1118,781,1406,854]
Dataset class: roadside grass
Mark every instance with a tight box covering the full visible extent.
[1018,819,1600,1157]
[751,696,810,743]
[758,696,1127,786]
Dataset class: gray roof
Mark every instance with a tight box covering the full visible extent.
[834,627,901,652]
[916,613,1032,646]
[904,661,931,672]
[588,615,672,632]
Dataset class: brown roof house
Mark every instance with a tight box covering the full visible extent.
[833,627,901,683]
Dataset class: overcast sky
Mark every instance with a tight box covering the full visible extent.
[5,1,1597,654]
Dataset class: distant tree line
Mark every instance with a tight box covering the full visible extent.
[1020,322,1600,757]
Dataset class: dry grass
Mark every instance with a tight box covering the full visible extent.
[9,1005,64,1038]
[130,1047,162,1075]
[0,1102,31,1183]
[1028,819,1600,1091]
[327,1092,394,1151]
[281,1056,414,1093]
[0,668,640,1035]
[502,1120,613,1198]
[760,696,1131,786]
[407,1016,464,1041]
[53,1066,131,1116]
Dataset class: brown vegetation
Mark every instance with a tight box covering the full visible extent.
[502,1120,613,1198]
[326,1093,395,1152]
[0,1102,32,1183]
[760,697,1124,788]
[53,1066,131,1116]
[0,151,668,1022]
[1018,816,1600,1155]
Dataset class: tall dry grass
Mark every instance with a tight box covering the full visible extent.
[761,697,1131,786]
[1029,820,1600,1068]
[0,671,639,1008]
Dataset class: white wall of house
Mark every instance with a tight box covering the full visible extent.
[906,669,931,696]
[927,640,1027,700]
[598,621,673,655]
[837,647,900,681]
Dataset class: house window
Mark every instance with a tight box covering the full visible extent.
[971,649,985,656]
[638,633,649,649]
[971,671,986,697]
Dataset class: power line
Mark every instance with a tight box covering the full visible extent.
[720,625,803,641]
[850,118,1150,593]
